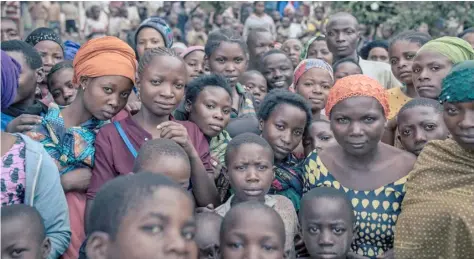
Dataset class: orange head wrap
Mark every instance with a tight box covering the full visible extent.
[72,36,137,85]
[325,74,390,118]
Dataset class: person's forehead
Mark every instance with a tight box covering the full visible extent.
[328,16,358,30]
[1,19,18,29]
[265,54,291,66]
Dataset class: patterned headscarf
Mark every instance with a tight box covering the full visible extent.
[1,50,22,109]
[325,74,390,118]
[417,36,474,64]
[134,17,173,48]
[25,27,63,50]
[440,60,474,103]
[300,36,326,60]
[73,36,137,85]
[293,58,334,86]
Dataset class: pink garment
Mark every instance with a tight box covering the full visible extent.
[60,192,86,259]
[1,137,26,205]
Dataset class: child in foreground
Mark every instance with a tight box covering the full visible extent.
[195,212,223,259]
[1,204,51,259]
[220,201,287,259]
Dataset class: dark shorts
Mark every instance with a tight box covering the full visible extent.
[66,19,78,33]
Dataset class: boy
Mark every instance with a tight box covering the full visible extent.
[397,98,449,156]
[220,201,287,259]
[1,204,51,259]
[303,119,337,156]
[86,173,197,259]
[195,212,223,259]
[300,187,356,259]
[1,40,46,132]
[239,70,268,111]
[187,15,208,46]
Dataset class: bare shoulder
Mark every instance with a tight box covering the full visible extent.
[382,143,417,173]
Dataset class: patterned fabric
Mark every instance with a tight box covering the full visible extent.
[293,58,334,85]
[300,36,318,60]
[210,130,233,202]
[271,154,304,211]
[25,27,63,49]
[304,153,407,258]
[1,136,26,206]
[26,103,105,174]
[439,60,474,104]
[394,139,474,259]
[134,17,173,48]
[325,75,390,118]
[233,83,257,119]
[387,87,412,120]
[417,36,474,64]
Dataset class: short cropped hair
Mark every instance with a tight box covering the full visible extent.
[1,40,43,69]
[133,138,189,173]
[397,97,444,124]
[389,30,432,48]
[225,132,273,166]
[185,73,233,104]
[332,57,362,73]
[258,49,291,72]
[1,204,46,243]
[300,187,355,224]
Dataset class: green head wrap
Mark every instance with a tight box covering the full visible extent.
[439,60,474,103]
[417,36,474,64]
[300,36,326,60]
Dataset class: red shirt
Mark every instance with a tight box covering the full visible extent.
[87,115,212,200]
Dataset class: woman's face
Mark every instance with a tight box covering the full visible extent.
[389,40,420,86]
[330,96,386,156]
[307,40,333,65]
[82,75,133,121]
[282,39,303,68]
[187,86,232,138]
[208,42,248,88]
[184,50,208,82]
[295,68,333,114]
[138,55,187,118]
[34,40,64,75]
[367,47,389,63]
[49,68,77,106]
[443,101,474,151]
[136,28,165,59]
[412,51,453,99]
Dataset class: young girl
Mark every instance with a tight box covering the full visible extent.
[293,59,334,120]
[87,47,219,213]
[282,38,303,68]
[1,50,70,258]
[134,17,173,59]
[181,46,208,82]
[26,36,137,259]
[47,60,77,106]
[332,57,363,80]
[258,89,312,211]
[300,35,334,65]
[303,119,337,157]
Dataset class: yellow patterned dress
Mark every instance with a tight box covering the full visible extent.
[303,153,408,258]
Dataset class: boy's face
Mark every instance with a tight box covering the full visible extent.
[302,197,353,259]
[227,143,274,203]
[1,217,50,259]
[89,187,196,259]
[195,214,222,259]
[398,106,449,156]
[221,209,285,259]
[303,121,337,156]
[6,51,42,104]
[241,74,267,109]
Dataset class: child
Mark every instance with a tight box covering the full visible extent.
[303,119,337,156]
[220,201,287,259]
[332,58,363,81]
[187,15,208,46]
[215,133,298,255]
[259,50,294,90]
[301,36,333,65]
[239,70,268,110]
[181,46,208,82]
[397,98,449,156]
[85,173,196,259]
[134,17,173,59]
[195,212,223,259]
[1,40,47,132]
[46,61,77,106]
[277,17,291,43]
[133,138,192,190]
[1,205,51,259]
[282,39,303,68]
[300,187,356,259]
[258,89,312,211]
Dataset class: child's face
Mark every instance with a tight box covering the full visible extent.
[136,28,166,59]
[50,68,77,106]
[140,155,191,190]
[138,55,187,118]
[188,86,232,138]
[241,74,267,109]
[282,17,291,28]
[184,50,207,81]
[102,187,196,259]
[302,197,353,259]
[1,217,50,259]
[195,214,222,259]
[307,40,333,65]
[262,53,294,90]
[303,121,337,156]
[6,51,41,104]
[412,51,452,99]
[281,39,302,68]
[295,68,334,114]
[228,143,274,203]
[261,103,307,161]
[221,210,285,259]
[334,62,362,81]
[208,42,248,88]
[389,40,421,86]
[398,106,448,156]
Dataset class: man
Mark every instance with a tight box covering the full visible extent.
[247,27,273,70]
[1,17,21,41]
[243,1,276,41]
[326,12,400,89]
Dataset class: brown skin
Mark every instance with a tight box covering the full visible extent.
[461,32,474,48]
[195,213,222,259]
[334,62,362,81]
[49,68,77,106]
[388,40,419,97]
[307,40,334,65]
[34,40,64,75]
[136,28,166,59]
[303,121,337,156]
[261,53,294,90]
[282,39,303,68]
[444,101,474,151]
[254,1,266,16]
[87,187,196,259]
[248,30,273,69]
[1,18,21,41]
[295,68,334,118]
[326,13,360,62]
[184,50,207,82]
[412,51,452,99]
[137,155,192,190]
[367,47,389,63]
[239,72,267,109]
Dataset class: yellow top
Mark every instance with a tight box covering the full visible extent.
[387,87,412,120]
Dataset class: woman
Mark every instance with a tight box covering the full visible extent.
[134,17,173,59]
[395,61,474,259]
[281,38,303,68]
[360,40,389,63]
[25,27,64,105]
[300,35,333,65]
[303,75,417,258]
[26,36,136,259]
[1,50,70,258]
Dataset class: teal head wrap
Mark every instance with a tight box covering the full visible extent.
[439,60,474,103]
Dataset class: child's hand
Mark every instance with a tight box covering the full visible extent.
[157,121,195,154]
[195,203,215,214]
[5,114,43,133]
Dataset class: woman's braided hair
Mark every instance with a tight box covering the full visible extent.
[138,47,184,75]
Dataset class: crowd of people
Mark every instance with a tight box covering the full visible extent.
[1,1,474,259]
